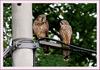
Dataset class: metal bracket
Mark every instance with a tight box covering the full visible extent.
[3,38,39,58]
[12,38,39,49]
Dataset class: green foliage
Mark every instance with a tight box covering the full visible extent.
[3,3,96,66]
[4,57,12,66]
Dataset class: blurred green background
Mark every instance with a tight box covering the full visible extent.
[3,3,96,67]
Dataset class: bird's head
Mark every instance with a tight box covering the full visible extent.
[37,14,46,24]
[60,20,69,29]
[60,20,69,26]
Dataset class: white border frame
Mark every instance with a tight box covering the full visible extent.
[0,0,99,70]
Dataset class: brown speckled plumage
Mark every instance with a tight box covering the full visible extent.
[59,20,72,60]
[33,14,49,54]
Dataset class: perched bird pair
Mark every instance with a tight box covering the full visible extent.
[33,14,72,60]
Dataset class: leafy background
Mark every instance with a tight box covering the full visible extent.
[3,3,96,66]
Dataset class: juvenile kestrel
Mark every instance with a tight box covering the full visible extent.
[33,14,49,54]
[59,20,72,60]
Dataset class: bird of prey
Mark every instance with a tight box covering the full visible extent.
[59,20,72,61]
[33,14,49,54]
